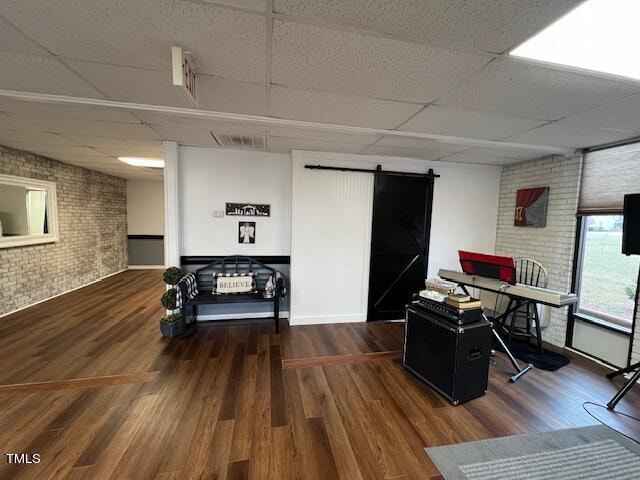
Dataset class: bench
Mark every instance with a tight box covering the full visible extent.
[177,256,286,332]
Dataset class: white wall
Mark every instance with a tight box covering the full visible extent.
[174,146,501,323]
[127,179,164,235]
[179,147,291,256]
[290,153,374,324]
[292,151,501,278]
[288,150,501,324]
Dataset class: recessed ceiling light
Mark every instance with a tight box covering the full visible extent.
[118,157,164,168]
[510,0,640,81]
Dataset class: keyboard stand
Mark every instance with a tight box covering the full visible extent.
[483,313,533,383]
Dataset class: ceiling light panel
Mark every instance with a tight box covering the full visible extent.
[511,0,640,81]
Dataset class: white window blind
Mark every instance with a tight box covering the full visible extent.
[579,141,640,214]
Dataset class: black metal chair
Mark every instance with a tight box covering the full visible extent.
[500,258,548,353]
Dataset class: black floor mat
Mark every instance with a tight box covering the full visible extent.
[497,338,570,371]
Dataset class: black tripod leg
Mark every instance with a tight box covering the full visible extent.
[484,314,533,383]
[606,362,640,379]
[607,367,640,410]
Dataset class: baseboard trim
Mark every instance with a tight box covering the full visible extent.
[196,311,290,322]
[128,265,165,270]
[0,268,128,319]
[289,313,366,325]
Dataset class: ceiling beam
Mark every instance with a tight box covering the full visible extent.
[0,89,576,155]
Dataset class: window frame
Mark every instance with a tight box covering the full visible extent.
[0,173,59,249]
[568,214,639,340]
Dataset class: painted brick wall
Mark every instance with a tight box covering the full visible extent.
[495,154,582,347]
[0,145,127,316]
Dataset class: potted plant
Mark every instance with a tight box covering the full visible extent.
[160,267,186,338]
[160,312,185,338]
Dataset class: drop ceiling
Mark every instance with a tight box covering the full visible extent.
[0,0,639,180]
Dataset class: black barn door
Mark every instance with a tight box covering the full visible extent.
[367,170,434,321]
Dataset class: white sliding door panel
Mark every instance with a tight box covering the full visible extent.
[290,154,374,325]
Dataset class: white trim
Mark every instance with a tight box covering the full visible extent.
[128,265,165,270]
[0,173,59,249]
[196,311,290,322]
[290,313,366,325]
[0,268,127,319]
[0,89,574,156]
[564,346,618,371]
[163,141,180,267]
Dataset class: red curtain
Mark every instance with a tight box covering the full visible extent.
[515,187,546,226]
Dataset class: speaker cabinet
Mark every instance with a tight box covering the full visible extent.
[403,306,490,405]
[623,193,640,255]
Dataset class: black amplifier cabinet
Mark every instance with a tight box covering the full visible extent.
[403,303,491,405]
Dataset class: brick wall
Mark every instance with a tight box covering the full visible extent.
[0,145,127,316]
[495,154,582,347]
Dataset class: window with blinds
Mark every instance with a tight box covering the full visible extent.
[579,141,640,214]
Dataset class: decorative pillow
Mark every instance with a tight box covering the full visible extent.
[213,272,257,295]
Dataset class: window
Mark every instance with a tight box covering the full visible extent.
[0,173,59,249]
[575,215,640,331]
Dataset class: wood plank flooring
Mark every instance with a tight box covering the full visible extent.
[0,270,639,479]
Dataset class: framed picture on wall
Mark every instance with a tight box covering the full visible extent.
[239,221,256,244]
[515,187,549,228]
[226,202,270,217]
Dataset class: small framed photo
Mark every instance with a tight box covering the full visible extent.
[238,221,255,244]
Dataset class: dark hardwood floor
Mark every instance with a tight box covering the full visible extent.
[0,270,638,479]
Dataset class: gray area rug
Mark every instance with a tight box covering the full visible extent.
[426,425,640,480]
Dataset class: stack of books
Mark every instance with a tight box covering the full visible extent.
[445,293,482,309]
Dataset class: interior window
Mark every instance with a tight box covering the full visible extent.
[575,215,640,330]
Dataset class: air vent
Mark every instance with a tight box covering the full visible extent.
[211,132,265,150]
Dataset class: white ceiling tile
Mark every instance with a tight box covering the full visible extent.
[438,152,524,166]
[463,146,542,161]
[0,0,266,82]
[149,126,218,147]
[561,93,640,132]
[268,126,379,145]
[0,112,45,132]
[270,86,422,129]
[139,112,267,137]
[8,113,160,139]
[60,135,163,151]
[67,61,269,114]
[503,122,634,149]
[360,145,453,161]
[274,0,583,54]
[0,15,50,56]
[0,98,141,123]
[437,59,640,121]
[374,136,473,153]
[0,130,77,146]
[4,143,104,157]
[268,137,366,154]
[193,0,266,11]
[0,52,102,97]
[399,105,545,140]
[271,20,490,103]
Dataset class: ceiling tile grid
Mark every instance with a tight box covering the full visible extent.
[0,0,639,178]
